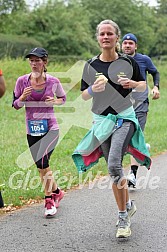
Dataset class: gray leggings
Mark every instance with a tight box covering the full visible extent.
[100,121,135,183]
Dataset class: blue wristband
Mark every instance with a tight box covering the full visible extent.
[87,86,94,96]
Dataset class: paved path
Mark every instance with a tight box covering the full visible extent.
[0,152,167,252]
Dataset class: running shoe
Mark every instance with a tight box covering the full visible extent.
[44,198,57,217]
[116,201,136,227]
[116,216,131,238]
[127,200,137,219]
[127,173,136,187]
[52,189,64,208]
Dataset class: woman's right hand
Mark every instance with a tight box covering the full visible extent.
[92,75,108,92]
[19,86,33,101]
[82,75,108,101]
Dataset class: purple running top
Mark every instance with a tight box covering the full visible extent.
[13,73,66,134]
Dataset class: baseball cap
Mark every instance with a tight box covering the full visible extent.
[122,33,137,43]
[25,47,48,58]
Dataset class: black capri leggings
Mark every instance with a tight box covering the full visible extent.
[27,130,59,169]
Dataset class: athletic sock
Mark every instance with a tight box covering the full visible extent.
[118,210,128,219]
[131,165,138,178]
[45,195,52,199]
[52,188,60,194]
[126,199,132,210]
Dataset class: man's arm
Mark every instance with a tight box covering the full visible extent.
[0,70,6,98]
[152,70,160,89]
[145,56,160,100]
[151,70,160,100]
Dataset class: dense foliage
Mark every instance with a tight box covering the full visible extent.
[0,0,166,59]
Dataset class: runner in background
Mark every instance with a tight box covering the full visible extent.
[12,48,66,217]
[0,69,6,98]
[122,33,160,187]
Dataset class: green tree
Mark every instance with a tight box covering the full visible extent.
[156,0,167,14]
[148,0,167,56]
[0,0,166,58]
[80,0,156,55]
[6,0,98,57]
[0,0,27,13]
[0,0,28,34]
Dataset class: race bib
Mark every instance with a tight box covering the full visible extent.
[112,118,123,133]
[28,119,48,136]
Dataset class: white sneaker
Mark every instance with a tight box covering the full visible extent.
[44,198,57,217]
[127,173,136,187]
[116,216,131,238]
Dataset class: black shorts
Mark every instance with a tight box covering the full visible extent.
[27,130,59,169]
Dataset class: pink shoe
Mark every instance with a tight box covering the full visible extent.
[44,198,57,217]
[52,189,64,208]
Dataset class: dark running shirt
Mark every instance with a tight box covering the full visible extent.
[132,53,160,112]
[81,55,144,115]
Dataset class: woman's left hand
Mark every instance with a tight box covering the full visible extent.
[45,96,64,105]
[45,96,55,105]
[118,77,132,89]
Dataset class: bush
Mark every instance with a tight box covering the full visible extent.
[0,34,42,59]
